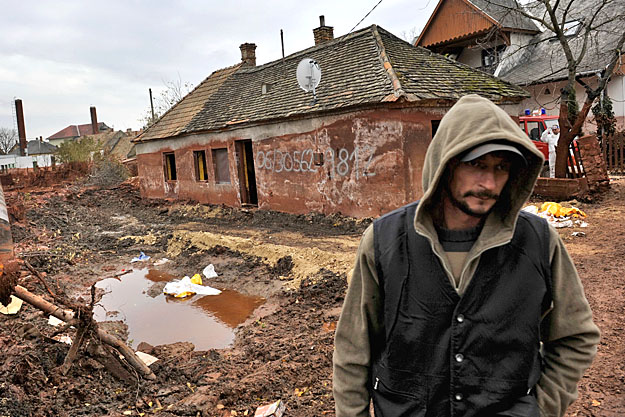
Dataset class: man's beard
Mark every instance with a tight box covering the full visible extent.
[448,190,499,218]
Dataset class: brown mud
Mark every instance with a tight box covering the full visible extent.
[1,176,623,416]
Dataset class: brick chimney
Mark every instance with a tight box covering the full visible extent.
[14,99,27,156]
[90,106,98,134]
[313,15,334,45]
[239,43,257,67]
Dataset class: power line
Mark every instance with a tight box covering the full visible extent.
[346,0,385,36]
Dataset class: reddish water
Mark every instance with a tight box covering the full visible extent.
[94,268,264,350]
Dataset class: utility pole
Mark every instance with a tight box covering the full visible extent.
[149,88,155,122]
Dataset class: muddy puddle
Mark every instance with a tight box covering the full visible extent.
[93,268,265,350]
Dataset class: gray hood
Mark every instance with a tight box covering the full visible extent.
[415,94,544,238]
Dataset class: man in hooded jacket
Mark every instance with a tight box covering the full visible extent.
[333,95,599,417]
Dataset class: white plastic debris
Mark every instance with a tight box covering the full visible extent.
[154,258,171,266]
[522,205,539,215]
[135,351,159,366]
[203,264,218,279]
[0,296,23,315]
[48,316,65,326]
[572,232,586,237]
[163,274,221,298]
[130,251,150,263]
[53,335,73,345]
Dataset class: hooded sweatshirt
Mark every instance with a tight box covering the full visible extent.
[333,95,599,417]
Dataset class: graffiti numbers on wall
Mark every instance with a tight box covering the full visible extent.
[255,146,376,179]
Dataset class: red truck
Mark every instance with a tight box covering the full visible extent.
[518,114,559,160]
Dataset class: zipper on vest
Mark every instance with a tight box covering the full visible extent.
[374,377,379,390]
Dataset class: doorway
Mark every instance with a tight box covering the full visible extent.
[235,139,258,206]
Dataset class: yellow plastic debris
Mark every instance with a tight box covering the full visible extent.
[539,202,587,218]
[191,273,203,285]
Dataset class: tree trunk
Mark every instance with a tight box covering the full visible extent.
[556,91,595,178]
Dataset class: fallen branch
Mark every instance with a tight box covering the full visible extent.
[13,285,156,380]
[24,259,56,297]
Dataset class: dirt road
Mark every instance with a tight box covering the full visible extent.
[1,176,623,416]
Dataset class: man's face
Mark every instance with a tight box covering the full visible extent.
[553,126,560,134]
[447,152,512,218]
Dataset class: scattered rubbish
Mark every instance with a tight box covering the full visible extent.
[131,252,150,263]
[0,296,23,315]
[163,274,221,298]
[539,202,586,218]
[522,202,588,228]
[135,351,159,366]
[254,400,285,417]
[154,258,170,266]
[203,264,218,279]
[48,315,65,326]
[53,335,73,345]
[572,232,586,237]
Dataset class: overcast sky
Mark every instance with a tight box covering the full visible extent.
[0,0,437,140]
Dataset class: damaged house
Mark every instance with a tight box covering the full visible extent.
[416,0,625,128]
[134,19,528,217]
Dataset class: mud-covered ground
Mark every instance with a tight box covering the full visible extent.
[1,176,624,416]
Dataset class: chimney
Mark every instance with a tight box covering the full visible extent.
[14,99,27,156]
[90,106,98,135]
[313,15,334,45]
[239,43,257,67]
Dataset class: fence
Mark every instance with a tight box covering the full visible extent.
[601,132,625,174]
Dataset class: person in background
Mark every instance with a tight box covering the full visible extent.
[333,95,599,417]
[541,124,560,178]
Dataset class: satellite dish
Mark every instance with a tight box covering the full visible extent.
[296,58,321,95]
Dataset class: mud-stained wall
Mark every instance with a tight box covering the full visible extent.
[136,107,446,217]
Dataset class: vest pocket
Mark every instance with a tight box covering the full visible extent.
[371,374,426,417]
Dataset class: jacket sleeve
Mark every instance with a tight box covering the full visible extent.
[536,227,600,417]
[333,225,383,417]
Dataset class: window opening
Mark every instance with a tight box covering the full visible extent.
[194,150,208,181]
[212,148,230,184]
[431,120,441,138]
[164,152,177,181]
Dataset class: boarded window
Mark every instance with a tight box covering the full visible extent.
[212,148,230,184]
[164,152,177,181]
[194,150,208,181]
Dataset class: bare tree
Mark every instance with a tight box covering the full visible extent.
[139,76,194,128]
[0,127,17,155]
[489,0,625,177]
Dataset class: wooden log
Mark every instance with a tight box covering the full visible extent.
[13,285,156,380]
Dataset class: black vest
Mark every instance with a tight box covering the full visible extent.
[371,202,552,417]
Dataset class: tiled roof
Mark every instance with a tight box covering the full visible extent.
[47,122,109,140]
[139,25,528,141]
[8,140,57,155]
[498,0,625,85]
[376,28,528,101]
[467,0,540,32]
[137,64,242,141]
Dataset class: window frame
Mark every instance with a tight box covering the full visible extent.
[193,150,209,182]
[163,152,177,181]
[211,148,231,184]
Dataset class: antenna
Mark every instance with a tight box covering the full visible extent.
[281,29,286,77]
[296,58,321,105]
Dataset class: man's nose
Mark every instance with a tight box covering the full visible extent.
[478,170,497,189]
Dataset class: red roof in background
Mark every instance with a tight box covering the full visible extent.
[47,122,107,140]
